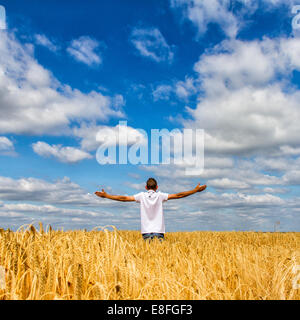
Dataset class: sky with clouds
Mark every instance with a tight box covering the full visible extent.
[0,0,300,232]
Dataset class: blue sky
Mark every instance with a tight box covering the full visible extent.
[0,0,300,232]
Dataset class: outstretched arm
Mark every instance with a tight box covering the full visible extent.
[95,189,135,202]
[168,183,207,200]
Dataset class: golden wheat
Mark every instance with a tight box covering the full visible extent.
[0,224,299,300]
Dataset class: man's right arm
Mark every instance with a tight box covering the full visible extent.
[95,189,135,202]
[168,184,207,200]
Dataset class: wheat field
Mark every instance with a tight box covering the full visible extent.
[0,224,299,300]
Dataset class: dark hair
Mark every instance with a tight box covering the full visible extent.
[146,177,157,190]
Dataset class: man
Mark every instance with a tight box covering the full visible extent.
[95,178,207,241]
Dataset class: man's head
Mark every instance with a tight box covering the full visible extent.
[146,177,158,191]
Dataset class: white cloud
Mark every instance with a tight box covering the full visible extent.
[170,0,294,38]
[183,37,300,156]
[152,84,173,101]
[283,170,300,185]
[254,157,290,172]
[280,146,300,156]
[242,0,294,10]
[175,77,197,99]
[137,28,300,228]
[141,156,283,192]
[170,0,239,38]
[125,182,145,190]
[0,136,15,156]
[0,32,123,135]
[0,175,139,230]
[263,187,289,194]
[67,36,103,66]
[74,123,147,151]
[193,39,279,88]
[153,77,197,102]
[34,34,59,52]
[130,27,174,63]
[32,141,92,163]
[0,175,113,207]
[219,192,285,207]
[0,203,99,217]
[204,156,234,168]
[207,178,250,190]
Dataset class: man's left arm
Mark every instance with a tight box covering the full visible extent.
[95,189,135,202]
[167,184,207,200]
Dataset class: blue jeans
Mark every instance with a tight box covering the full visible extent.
[142,233,165,241]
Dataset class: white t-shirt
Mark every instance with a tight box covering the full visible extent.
[134,190,169,234]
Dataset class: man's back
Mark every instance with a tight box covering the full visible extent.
[134,190,168,234]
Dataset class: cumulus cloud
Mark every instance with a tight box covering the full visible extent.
[0,203,100,217]
[175,77,197,100]
[0,136,16,156]
[279,146,300,156]
[263,187,289,194]
[0,32,123,135]
[125,182,145,190]
[0,174,146,230]
[34,34,59,52]
[130,27,174,63]
[74,123,147,151]
[67,36,103,66]
[152,77,197,102]
[0,201,116,231]
[0,175,116,207]
[184,37,300,157]
[0,175,142,230]
[152,84,173,101]
[174,190,292,230]
[210,191,285,208]
[283,170,300,185]
[135,33,300,230]
[170,0,239,38]
[141,155,284,193]
[32,141,92,163]
[170,0,294,38]
[207,178,250,190]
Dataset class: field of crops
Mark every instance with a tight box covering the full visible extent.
[0,225,299,300]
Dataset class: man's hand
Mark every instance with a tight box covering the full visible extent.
[95,189,108,198]
[194,183,207,192]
